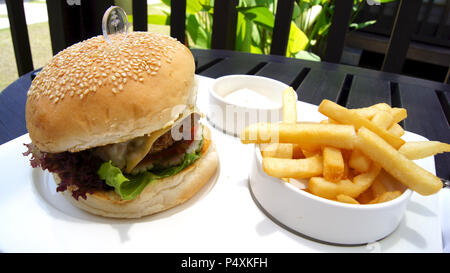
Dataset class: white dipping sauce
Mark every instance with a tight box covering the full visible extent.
[224,88,280,109]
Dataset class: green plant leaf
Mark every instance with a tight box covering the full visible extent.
[147,14,170,25]
[235,12,246,49]
[349,20,376,30]
[372,0,397,3]
[250,44,264,54]
[300,5,322,31]
[293,50,321,62]
[148,3,171,13]
[236,5,275,30]
[186,0,203,14]
[146,3,171,25]
[235,12,252,52]
[185,14,209,48]
[318,22,331,36]
[286,22,309,56]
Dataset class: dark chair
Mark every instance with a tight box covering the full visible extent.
[322,0,425,75]
[3,0,440,81]
[346,0,449,81]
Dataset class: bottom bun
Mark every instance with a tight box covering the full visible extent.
[54,127,218,219]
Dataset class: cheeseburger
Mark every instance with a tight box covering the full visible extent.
[23,32,218,218]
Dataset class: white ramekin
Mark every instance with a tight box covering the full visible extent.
[249,145,413,245]
[207,75,291,136]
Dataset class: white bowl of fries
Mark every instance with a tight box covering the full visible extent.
[208,75,291,136]
[250,145,413,245]
[242,88,448,245]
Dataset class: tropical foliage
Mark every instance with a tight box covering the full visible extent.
[145,0,395,61]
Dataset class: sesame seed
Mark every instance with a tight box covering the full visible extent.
[27,32,181,99]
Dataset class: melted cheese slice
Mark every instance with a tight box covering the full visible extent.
[124,108,198,173]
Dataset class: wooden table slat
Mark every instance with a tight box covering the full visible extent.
[345,75,391,109]
[296,69,347,106]
[254,62,307,86]
[436,90,450,126]
[191,49,450,92]
[195,56,224,74]
[398,82,450,179]
[0,71,32,142]
[198,57,265,78]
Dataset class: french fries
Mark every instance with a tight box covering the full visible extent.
[336,194,360,204]
[240,88,449,205]
[282,87,297,123]
[390,108,407,124]
[308,177,353,199]
[368,191,402,204]
[318,100,405,149]
[309,163,380,199]
[398,141,450,160]
[388,123,405,137]
[371,110,394,130]
[349,149,371,173]
[355,127,442,195]
[322,146,344,182]
[262,154,323,179]
[241,123,357,149]
[371,177,387,198]
[260,143,293,158]
[279,87,298,161]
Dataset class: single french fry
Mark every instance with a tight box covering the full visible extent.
[351,108,377,120]
[357,188,374,204]
[398,141,450,160]
[371,103,392,112]
[268,87,299,159]
[283,87,297,123]
[323,146,345,182]
[320,118,339,124]
[240,122,357,149]
[371,110,394,130]
[336,194,360,204]
[318,100,405,149]
[388,123,404,137]
[302,148,319,158]
[375,169,407,192]
[371,177,387,198]
[355,127,442,195]
[292,144,304,159]
[390,108,407,124]
[262,154,323,179]
[308,177,352,199]
[308,163,381,199]
[349,149,371,173]
[369,191,402,204]
[260,143,293,158]
[343,157,351,180]
[351,103,391,120]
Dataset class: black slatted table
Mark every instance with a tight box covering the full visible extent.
[1,49,449,179]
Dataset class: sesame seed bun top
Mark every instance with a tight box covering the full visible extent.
[25,32,197,153]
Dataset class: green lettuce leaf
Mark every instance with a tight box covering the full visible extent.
[97,141,203,201]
